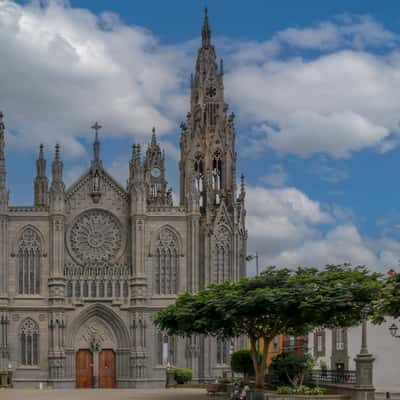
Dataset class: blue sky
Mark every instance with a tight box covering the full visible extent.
[2,0,400,272]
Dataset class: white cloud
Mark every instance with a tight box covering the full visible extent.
[245,185,400,274]
[2,3,399,162]
[277,15,397,50]
[0,0,191,157]
[227,49,400,158]
[246,186,333,260]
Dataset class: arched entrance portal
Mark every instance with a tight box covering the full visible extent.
[66,304,130,388]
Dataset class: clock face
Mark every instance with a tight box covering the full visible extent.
[151,167,161,178]
[206,86,217,98]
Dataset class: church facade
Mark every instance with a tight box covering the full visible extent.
[0,10,247,388]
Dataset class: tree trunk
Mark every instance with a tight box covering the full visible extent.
[249,336,269,390]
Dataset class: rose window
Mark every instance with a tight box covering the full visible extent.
[68,210,122,265]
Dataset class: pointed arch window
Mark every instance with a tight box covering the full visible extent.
[67,281,73,298]
[83,281,89,297]
[157,332,176,366]
[99,281,105,298]
[213,225,231,283]
[17,228,42,295]
[216,337,230,365]
[212,151,222,205]
[123,281,129,298]
[194,156,204,208]
[107,281,113,298]
[154,228,179,295]
[20,318,39,366]
[115,281,121,298]
[75,280,81,298]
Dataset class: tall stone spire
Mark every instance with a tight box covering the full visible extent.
[49,144,65,212]
[51,144,64,187]
[194,6,218,88]
[0,112,5,189]
[180,9,235,213]
[202,6,211,48]
[150,126,157,148]
[144,127,171,206]
[34,144,49,207]
[0,111,8,210]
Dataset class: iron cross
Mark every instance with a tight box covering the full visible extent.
[91,122,102,138]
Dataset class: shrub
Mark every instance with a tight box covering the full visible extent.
[230,349,261,377]
[174,368,192,384]
[270,353,314,388]
[276,386,326,395]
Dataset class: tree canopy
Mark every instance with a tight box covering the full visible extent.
[373,271,400,322]
[155,265,382,388]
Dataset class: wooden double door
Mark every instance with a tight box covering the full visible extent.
[76,349,116,388]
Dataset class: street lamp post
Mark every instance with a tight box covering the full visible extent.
[360,305,372,355]
[354,305,375,400]
[246,252,259,276]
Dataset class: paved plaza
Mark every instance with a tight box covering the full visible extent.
[0,388,210,400]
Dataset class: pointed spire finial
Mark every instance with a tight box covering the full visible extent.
[151,127,157,146]
[35,144,48,206]
[36,144,46,178]
[0,111,4,159]
[55,143,60,161]
[131,144,137,160]
[240,174,245,193]
[0,111,6,193]
[202,5,211,48]
[51,143,64,188]
[39,143,44,159]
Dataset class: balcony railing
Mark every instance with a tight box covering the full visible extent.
[311,369,356,385]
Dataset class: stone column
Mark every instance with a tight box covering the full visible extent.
[354,320,375,400]
[0,311,9,370]
[93,349,100,388]
[0,216,8,299]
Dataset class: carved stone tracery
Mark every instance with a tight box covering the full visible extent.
[68,210,123,265]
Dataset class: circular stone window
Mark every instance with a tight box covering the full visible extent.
[68,209,123,265]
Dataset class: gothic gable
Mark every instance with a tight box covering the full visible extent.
[213,201,233,232]
[65,168,128,213]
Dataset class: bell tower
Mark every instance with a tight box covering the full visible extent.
[144,128,172,206]
[180,7,237,218]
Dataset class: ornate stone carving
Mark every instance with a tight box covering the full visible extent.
[19,228,41,250]
[68,209,123,265]
[81,323,107,344]
[76,319,116,350]
[158,228,177,249]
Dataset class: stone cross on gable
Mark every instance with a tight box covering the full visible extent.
[92,121,102,141]
[91,122,102,163]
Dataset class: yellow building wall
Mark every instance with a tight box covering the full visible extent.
[250,335,284,367]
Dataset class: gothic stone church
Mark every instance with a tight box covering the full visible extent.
[0,10,247,388]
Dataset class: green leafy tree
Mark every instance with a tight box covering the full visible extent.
[231,349,260,378]
[270,353,314,387]
[155,265,381,389]
[373,272,400,322]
